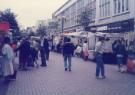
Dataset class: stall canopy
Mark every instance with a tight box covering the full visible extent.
[64,31,83,37]
[95,32,124,38]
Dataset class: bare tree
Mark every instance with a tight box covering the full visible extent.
[77,8,91,31]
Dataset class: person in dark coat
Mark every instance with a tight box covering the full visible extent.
[40,37,47,67]
[17,38,30,70]
[43,38,50,61]
[62,38,74,71]
[115,40,126,72]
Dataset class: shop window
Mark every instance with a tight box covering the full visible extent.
[114,0,129,14]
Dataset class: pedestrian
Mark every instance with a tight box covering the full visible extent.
[95,37,105,79]
[40,36,47,67]
[62,37,74,71]
[75,44,82,57]
[16,37,31,70]
[43,38,50,61]
[112,40,119,64]
[30,40,39,68]
[115,40,126,73]
[82,40,89,61]
[1,37,14,82]
[57,40,62,53]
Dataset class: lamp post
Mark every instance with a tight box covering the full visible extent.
[61,17,64,36]
[59,16,66,45]
[59,16,66,36]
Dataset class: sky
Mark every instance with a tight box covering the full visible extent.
[0,0,68,28]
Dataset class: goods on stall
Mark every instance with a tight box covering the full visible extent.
[127,58,135,73]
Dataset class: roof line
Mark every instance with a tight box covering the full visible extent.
[53,0,71,16]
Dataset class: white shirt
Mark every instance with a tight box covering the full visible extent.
[95,41,104,54]
[75,46,82,53]
[2,44,14,60]
[83,43,88,52]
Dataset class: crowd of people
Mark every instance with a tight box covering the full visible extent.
[0,35,51,82]
[0,35,132,82]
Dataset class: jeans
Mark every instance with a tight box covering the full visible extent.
[95,53,105,77]
[64,54,72,69]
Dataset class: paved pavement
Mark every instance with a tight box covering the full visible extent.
[1,52,135,95]
[0,78,9,95]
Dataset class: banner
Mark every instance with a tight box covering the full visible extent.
[0,21,9,32]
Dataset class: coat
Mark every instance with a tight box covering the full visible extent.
[2,44,14,76]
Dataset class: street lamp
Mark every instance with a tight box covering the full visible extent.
[58,16,66,36]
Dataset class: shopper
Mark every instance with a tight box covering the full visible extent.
[17,37,31,70]
[62,38,74,71]
[82,40,89,61]
[40,36,47,67]
[115,40,126,72]
[43,38,50,61]
[95,37,105,79]
[2,37,14,82]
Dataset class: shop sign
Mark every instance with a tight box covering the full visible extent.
[97,19,134,32]
[97,26,107,31]
[90,26,97,32]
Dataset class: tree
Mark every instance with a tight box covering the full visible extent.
[36,23,47,36]
[0,9,19,31]
[48,21,59,33]
[0,9,20,38]
[77,8,91,31]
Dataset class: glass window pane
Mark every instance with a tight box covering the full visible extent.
[122,0,124,12]
[118,0,121,13]
[126,0,129,11]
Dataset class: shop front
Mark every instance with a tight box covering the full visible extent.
[96,18,135,65]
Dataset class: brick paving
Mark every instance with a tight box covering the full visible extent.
[2,52,135,95]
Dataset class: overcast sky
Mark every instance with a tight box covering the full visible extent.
[0,0,68,28]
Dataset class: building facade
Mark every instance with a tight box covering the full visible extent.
[53,0,96,33]
[53,0,135,42]
[95,0,135,43]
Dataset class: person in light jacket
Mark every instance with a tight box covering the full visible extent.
[95,37,105,79]
[2,37,14,82]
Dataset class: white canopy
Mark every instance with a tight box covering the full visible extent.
[64,31,83,37]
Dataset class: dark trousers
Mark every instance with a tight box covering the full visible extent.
[96,53,105,77]
[64,54,72,69]
[46,51,50,60]
[40,48,46,66]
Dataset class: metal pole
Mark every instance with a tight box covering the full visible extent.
[62,17,64,35]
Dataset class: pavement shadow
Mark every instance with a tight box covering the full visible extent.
[0,77,10,95]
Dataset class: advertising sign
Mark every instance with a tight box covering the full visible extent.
[0,21,9,32]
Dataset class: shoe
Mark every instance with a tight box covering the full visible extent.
[69,69,71,71]
[40,64,47,67]
[101,76,106,79]
[65,68,67,71]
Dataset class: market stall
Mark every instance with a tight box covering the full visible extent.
[127,40,135,73]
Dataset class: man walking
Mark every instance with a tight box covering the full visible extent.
[43,38,50,61]
[40,36,47,67]
[95,37,105,79]
[62,38,74,71]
